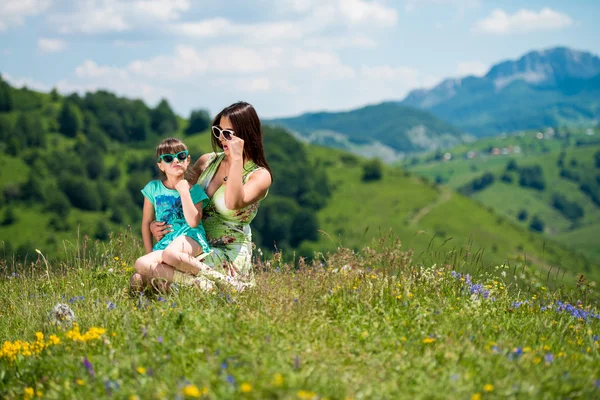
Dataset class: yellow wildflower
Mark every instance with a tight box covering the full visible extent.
[182,384,201,398]
[129,396,140,400]
[24,387,34,400]
[483,384,494,392]
[76,379,85,386]
[137,367,146,375]
[114,256,119,261]
[471,394,481,400]
[533,357,541,365]
[423,337,436,344]
[240,383,253,393]
[271,373,284,387]
[298,390,317,399]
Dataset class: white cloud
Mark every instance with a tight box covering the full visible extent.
[473,8,573,35]
[171,19,305,42]
[1,73,50,92]
[49,0,129,34]
[132,0,190,21]
[338,0,397,26]
[171,0,396,45]
[360,65,440,89]
[234,77,272,93]
[0,0,52,31]
[404,0,480,16]
[48,0,190,34]
[37,37,67,53]
[456,61,488,77]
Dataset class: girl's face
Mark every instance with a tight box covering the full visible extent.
[157,150,190,177]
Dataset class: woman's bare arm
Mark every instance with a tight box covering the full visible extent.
[224,166,271,210]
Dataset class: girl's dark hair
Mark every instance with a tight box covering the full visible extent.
[211,102,272,180]
[155,137,190,180]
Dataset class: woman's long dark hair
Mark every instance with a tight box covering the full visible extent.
[211,101,272,180]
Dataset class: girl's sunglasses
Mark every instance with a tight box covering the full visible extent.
[157,150,189,164]
[212,126,235,141]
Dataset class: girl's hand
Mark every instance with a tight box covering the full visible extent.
[175,179,190,192]
[228,136,244,161]
[150,221,172,241]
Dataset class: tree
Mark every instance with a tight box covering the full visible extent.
[107,164,121,182]
[185,109,211,134]
[501,173,513,183]
[50,88,59,102]
[1,206,16,226]
[58,102,82,137]
[290,209,319,247]
[362,159,383,182]
[518,165,545,190]
[529,215,545,233]
[0,78,13,112]
[59,175,101,211]
[94,220,111,241]
[0,115,12,143]
[506,159,518,171]
[151,99,178,135]
[595,150,600,168]
[45,190,71,218]
[552,193,584,221]
[517,209,528,221]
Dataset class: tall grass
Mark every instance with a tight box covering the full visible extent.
[1,233,599,399]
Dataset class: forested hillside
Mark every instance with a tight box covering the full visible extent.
[0,77,331,260]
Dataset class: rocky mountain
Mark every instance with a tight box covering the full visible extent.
[401,47,600,136]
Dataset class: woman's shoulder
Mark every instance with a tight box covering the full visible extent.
[196,152,221,171]
[245,167,272,186]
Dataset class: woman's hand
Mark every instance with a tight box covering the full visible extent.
[150,221,172,241]
[228,136,245,162]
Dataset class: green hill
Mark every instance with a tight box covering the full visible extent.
[405,128,600,263]
[0,79,596,290]
[267,102,465,161]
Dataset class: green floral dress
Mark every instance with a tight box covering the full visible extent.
[188,152,267,289]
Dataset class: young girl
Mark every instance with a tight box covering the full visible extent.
[132,137,213,292]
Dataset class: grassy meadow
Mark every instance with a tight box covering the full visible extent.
[405,129,600,263]
[1,234,599,399]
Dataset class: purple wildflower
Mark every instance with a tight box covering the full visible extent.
[544,353,554,363]
[83,357,95,377]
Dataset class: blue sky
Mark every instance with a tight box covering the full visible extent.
[1,0,598,118]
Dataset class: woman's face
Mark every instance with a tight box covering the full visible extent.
[218,116,234,154]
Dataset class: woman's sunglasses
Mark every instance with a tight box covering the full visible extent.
[212,126,235,141]
[157,150,189,164]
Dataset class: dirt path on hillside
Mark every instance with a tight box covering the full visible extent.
[409,189,452,226]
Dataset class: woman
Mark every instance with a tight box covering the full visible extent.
[130,101,272,292]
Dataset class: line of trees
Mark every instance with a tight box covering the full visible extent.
[0,79,331,259]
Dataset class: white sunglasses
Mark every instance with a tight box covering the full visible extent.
[212,126,235,141]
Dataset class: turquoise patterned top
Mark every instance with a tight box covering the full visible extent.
[141,180,211,253]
